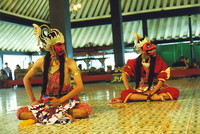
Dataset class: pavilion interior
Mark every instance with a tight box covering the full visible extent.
[0,0,200,134]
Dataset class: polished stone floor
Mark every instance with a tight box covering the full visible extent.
[0,77,200,134]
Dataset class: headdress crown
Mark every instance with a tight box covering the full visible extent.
[33,24,64,52]
[134,33,151,52]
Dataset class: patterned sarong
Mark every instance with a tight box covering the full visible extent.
[28,100,79,124]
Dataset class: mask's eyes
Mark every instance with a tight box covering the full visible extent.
[145,43,152,48]
[55,43,64,46]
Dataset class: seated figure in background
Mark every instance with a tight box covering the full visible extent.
[109,33,180,103]
[16,24,92,125]
[0,69,8,88]
[14,64,21,80]
[27,62,34,70]
[172,56,189,67]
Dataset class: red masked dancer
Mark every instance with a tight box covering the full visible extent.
[109,33,180,103]
[16,24,92,125]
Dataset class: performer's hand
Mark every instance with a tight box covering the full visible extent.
[31,99,42,105]
[48,97,61,107]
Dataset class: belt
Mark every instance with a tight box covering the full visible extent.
[46,92,68,98]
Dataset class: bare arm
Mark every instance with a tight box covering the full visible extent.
[23,58,43,104]
[122,72,131,90]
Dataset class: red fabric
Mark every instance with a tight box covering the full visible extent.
[46,70,63,94]
[122,55,168,79]
[157,87,180,100]
[121,55,180,101]
[122,59,136,76]
[120,87,180,101]
[121,90,132,100]
[74,102,92,116]
[171,68,200,75]
[157,72,168,80]
[120,89,143,100]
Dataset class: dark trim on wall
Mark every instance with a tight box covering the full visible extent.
[0,51,31,55]
[1,36,200,55]
[0,12,46,26]
[1,6,199,27]
[1,37,200,55]
[71,6,200,28]
[152,37,200,45]
[123,6,200,22]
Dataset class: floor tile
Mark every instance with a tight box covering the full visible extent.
[0,77,200,134]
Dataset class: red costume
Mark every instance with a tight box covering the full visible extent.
[121,55,180,103]
[109,33,180,104]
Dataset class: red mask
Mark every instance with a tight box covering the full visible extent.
[141,42,156,56]
[53,42,65,56]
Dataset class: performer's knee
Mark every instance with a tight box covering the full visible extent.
[158,87,180,100]
[73,102,92,118]
[120,90,132,100]
[69,108,88,118]
[16,106,29,120]
[169,87,180,100]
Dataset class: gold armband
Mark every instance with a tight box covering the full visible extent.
[71,69,81,77]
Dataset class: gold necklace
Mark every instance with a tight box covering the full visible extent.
[49,60,60,74]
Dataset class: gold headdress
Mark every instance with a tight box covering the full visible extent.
[33,24,65,62]
[134,33,151,53]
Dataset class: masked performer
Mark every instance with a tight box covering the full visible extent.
[109,33,180,103]
[16,24,92,124]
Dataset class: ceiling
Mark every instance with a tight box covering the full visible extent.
[0,0,200,55]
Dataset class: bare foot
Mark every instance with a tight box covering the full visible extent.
[64,113,75,122]
[108,97,123,104]
[151,94,165,101]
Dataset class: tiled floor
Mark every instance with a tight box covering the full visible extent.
[0,77,200,134]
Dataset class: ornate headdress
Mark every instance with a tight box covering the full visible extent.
[134,33,156,56]
[134,33,150,52]
[33,24,66,61]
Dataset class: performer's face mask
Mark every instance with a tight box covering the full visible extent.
[142,42,156,56]
[53,42,65,56]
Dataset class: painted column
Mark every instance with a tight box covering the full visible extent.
[188,15,194,62]
[49,0,73,58]
[142,19,148,37]
[0,55,3,69]
[110,0,125,67]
